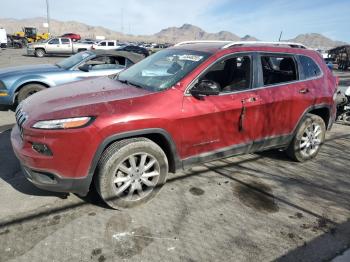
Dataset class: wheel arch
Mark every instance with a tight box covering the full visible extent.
[293,104,332,135]
[85,128,181,192]
[13,81,50,103]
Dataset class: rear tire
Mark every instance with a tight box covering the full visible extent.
[35,48,45,57]
[286,114,326,162]
[17,84,46,103]
[95,138,168,209]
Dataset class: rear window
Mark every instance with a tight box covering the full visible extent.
[108,42,115,47]
[298,55,322,79]
[260,55,298,86]
[61,38,70,45]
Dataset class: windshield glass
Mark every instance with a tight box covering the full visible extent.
[56,51,94,69]
[118,49,210,91]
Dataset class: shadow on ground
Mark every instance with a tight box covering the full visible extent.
[0,129,67,198]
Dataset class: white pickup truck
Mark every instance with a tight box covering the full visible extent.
[27,37,93,57]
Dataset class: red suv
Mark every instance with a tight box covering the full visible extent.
[11,41,337,209]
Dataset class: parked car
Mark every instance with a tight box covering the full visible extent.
[324,57,334,70]
[0,50,144,105]
[336,84,350,124]
[116,45,150,57]
[92,40,125,50]
[0,28,7,48]
[79,39,99,45]
[27,37,93,57]
[11,41,337,209]
[61,33,81,42]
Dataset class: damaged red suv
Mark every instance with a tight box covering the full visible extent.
[11,41,337,209]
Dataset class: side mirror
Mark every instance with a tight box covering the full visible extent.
[78,64,90,72]
[190,80,220,98]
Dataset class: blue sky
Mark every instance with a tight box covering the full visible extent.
[1,0,349,41]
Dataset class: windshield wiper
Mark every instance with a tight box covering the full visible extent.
[119,79,143,89]
[55,63,61,69]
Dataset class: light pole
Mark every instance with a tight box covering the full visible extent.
[46,0,50,35]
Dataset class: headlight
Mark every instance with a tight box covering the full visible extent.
[32,117,94,129]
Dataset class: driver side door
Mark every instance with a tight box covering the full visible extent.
[180,53,262,164]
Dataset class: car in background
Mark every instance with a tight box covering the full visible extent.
[11,41,337,209]
[27,37,93,57]
[324,57,334,70]
[79,39,99,45]
[0,50,144,105]
[116,45,150,57]
[61,33,81,42]
[92,40,126,50]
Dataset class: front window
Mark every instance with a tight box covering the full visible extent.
[56,51,94,69]
[48,38,59,45]
[118,49,210,91]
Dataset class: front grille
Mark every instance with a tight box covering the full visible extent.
[15,107,27,139]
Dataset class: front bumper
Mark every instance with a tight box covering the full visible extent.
[21,166,91,196]
[11,124,101,196]
[26,48,35,56]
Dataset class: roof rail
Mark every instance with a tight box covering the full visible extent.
[174,40,307,49]
[174,40,232,46]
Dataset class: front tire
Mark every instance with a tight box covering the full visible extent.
[95,138,168,209]
[35,48,45,57]
[17,84,47,103]
[286,114,326,162]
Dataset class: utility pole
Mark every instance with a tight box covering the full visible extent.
[121,8,124,34]
[278,31,283,41]
[46,0,50,35]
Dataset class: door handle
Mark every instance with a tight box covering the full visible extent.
[241,96,260,103]
[299,88,309,94]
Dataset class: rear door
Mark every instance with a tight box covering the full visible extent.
[60,38,73,54]
[180,53,263,161]
[251,53,314,149]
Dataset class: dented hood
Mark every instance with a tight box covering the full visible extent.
[21,77,154,121]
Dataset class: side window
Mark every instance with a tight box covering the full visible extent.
[99,41,106,46]
[299,55,322,79]
[108,42,115,47]
[48,38,59,45]
[260,55,298,85]
[61,38,70,45]
[200,55,252,92]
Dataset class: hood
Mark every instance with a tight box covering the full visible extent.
[21,77,154,121]
[0,64,62,78]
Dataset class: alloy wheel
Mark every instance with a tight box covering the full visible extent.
[112,153,160,201]
[299,122,322,157]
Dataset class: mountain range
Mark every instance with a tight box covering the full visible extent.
[0,17,346,49]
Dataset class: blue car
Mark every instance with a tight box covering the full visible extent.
[0,50,144,105]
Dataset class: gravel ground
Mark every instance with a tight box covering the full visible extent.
[0,48,349,262]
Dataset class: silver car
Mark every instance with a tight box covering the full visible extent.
[0,50,144,105]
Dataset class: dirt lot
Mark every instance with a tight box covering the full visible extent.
[0,49,349,262]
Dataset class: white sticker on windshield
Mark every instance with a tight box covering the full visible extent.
[177,55,204,62]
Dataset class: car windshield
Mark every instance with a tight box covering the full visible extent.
[56,51,94,69]
[117,49,210,91]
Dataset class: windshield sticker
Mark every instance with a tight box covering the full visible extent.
[177,55,204,62]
